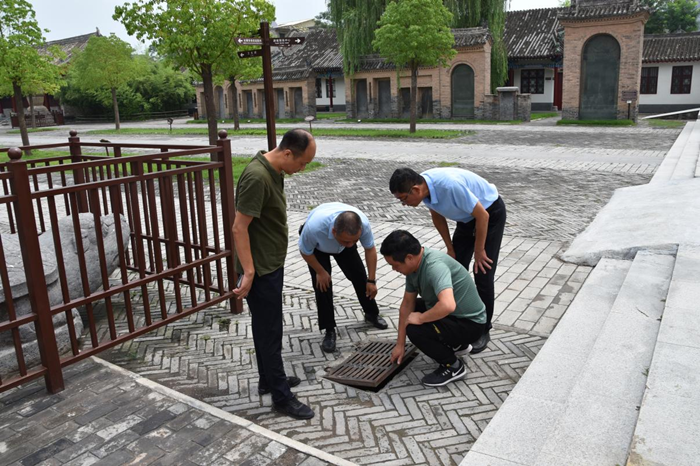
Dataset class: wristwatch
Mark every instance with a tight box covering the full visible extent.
[366,279,376,284]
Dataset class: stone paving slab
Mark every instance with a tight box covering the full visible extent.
[0,358,345,466]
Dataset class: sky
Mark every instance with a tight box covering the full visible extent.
[32,0,562,51]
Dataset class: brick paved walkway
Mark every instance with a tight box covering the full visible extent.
[0,124,681,465]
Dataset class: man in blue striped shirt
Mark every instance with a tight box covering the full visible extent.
[389,167,507,354]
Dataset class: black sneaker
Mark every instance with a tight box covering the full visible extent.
[321,329,336,353]
[422,362,467,387]
[470,332,490,354]
[273,397,315,420]
[451,343,473,356]
[365,314,388,330]
[258,376,302,395]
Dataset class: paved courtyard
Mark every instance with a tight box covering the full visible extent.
[0,122,683,465]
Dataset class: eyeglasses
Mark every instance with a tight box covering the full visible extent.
[396,193,409,204]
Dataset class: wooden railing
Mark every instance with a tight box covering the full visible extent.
[0,130,240,394]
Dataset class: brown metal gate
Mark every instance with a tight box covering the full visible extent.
[0,130,241,394]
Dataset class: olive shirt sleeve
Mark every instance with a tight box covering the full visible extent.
[235,170,267,218]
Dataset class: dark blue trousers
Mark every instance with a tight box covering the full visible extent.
[246,267,293,405]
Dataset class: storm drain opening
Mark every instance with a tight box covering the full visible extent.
[324,340,418,393]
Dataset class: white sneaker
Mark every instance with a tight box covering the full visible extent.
[452,343,472,356]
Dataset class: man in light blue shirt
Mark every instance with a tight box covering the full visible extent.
[389,167,507,354]
[299,202,388,352]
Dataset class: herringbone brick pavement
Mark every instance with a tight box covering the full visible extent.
[100,283,545,465]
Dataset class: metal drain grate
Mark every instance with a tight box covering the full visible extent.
[325,340,417,388]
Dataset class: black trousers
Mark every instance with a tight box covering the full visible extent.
[406,298,486,365]
[452,196,506,330]
[307,245,379,331]
[246,267,293,405]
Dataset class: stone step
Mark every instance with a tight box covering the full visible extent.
[670,120,700,181]
[627,244,700,466]
[461,257,632,466]
[533,251,674,465]
[650,121,694,184]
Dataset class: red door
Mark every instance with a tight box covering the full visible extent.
[554,68,563,110]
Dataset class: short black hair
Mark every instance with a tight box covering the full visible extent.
[389,167,424,194]
[380,230,421,262]
[334,211,362,236]
[278,129,312,157]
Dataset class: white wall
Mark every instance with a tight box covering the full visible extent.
[640,62,700,105]
[316,78,346,106]
[513,67,555,104]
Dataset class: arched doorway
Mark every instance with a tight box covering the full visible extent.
[451,64,475,119]
[580,34,620,120]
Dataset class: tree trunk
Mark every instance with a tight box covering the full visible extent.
[13,82,31,156]
[410,64,418,134]
[29,95,36,129]
[201,65,218,145]
[112,87,121,130]
[230,77,240,131]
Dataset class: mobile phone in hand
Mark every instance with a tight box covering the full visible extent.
[236,274,244,289]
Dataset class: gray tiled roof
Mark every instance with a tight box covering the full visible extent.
[643,32,700,63]
[504,8,563,59]
[40,32,98,65]
[559,0,650,21]
[262,28,342,82]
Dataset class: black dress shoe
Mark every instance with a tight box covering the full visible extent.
[258,376,302,395]
[365,314,388,330]
[470,331,490,354]
[273,397,314,420]
[321,329,336,353]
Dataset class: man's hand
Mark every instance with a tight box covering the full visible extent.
[366,282,378,300]
[315,270,332,292]
[390,343,405,365]
[446,246,456,259]
[473,249,493,275]
[407,312,424,326]
[233,274,254,299]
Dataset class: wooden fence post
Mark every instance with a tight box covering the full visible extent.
[6,148,64,393]
[215,131,242,313]
[68,130,88,213]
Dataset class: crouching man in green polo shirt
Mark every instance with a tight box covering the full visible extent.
[381,230,487,387]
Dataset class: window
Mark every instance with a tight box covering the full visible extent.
[640,67,658,94]
[520,69,545,94]
[671,66,693,94]
[326,78,336,98]
[315,78,322,98]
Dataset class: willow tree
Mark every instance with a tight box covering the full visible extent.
[330,0,509,92]
[373,0,456,133]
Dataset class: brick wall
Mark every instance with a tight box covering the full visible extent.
[561,14,648,121]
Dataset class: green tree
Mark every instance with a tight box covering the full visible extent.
[330,0,508,92]
[644,0,699,33]
[216,52,263,131]
[114,0,275,145]
[373,0,456,133]
[0,0,64,153]
[69,35,139,130]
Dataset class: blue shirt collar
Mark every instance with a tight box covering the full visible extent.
[423,173,439,205]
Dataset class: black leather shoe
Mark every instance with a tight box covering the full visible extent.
[321,329,336,353]
[273,397,314,420]
[258,376,301,395]
[470,331,490,354]
[365,314,388,330]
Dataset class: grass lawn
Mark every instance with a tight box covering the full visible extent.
[315,112,346,120]
[88,127,471,139]
[646,119,688,129]
[186,117,305,124]
[530,112,559,120]
[8,127,62,134]
[557,119,636,127]
[0,149,72,164]
[437,161,459,167]
[339,117,521,125]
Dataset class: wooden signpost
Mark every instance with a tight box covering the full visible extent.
[236,22,306,151]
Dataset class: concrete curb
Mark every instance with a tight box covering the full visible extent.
[92,356,357,466]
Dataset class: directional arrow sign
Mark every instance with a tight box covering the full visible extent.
[238,49,263,59]
[235,37,263,46]
[270,37,305,47]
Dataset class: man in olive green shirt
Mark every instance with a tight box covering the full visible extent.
[233,129,316,419]
[381,230,486,387]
